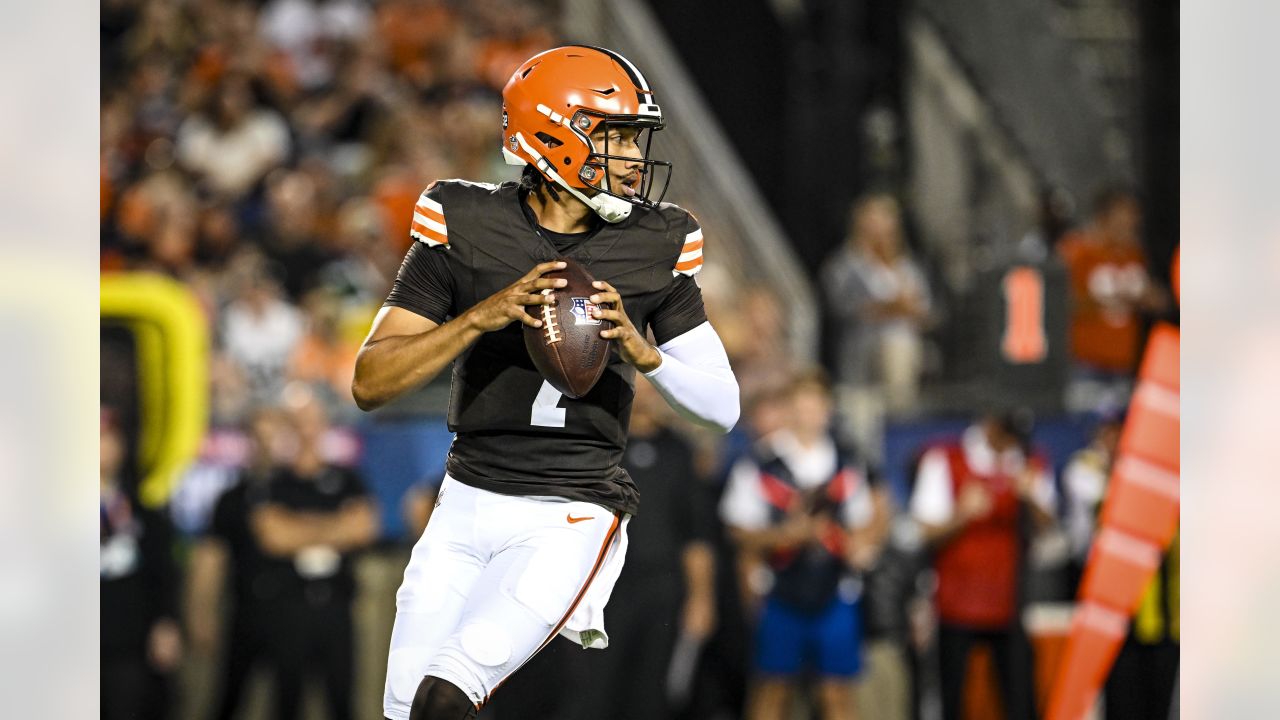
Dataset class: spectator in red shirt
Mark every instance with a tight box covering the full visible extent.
[909,411,1056,720]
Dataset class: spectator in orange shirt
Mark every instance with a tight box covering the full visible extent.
[287,289,360,417]
[1057,189,1169,376]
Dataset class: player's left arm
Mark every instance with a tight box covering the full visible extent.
[588,279,740,433]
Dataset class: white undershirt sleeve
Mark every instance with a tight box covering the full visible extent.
[719,458,769,531]
[910,448,955,526]
[642,321,740,433]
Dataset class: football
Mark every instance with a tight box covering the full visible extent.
[523,258,614,399]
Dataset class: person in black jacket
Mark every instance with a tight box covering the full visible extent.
[250,385,379,720]
[187,405,289,720]
[101,408,183,720]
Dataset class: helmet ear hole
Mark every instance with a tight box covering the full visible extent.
[534,132,563,148]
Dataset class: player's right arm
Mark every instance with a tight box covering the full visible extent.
[351,261,568,411]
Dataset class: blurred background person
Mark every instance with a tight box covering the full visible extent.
[186,405,289,720]
[690,380,799,720]
[720,369,889,720]
[852,509,924,720]
[101,408,184,720]
[1062,407,1125,588]
[909,411,1056,720]
[175,73,291,201]
[220,261,304,411]
[286,288,361,422]
[1058,188,1170,410]
[249,384,379,720]
[821,194,932,459]
[401,473,443,542]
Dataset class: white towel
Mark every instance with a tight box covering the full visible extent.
[558,515,631,649]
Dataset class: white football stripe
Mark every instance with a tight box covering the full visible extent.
[417,194,444,215]
[678,247,703,264]
[413,213,448,235]
[600,46,650,91]
[683,229,703,244]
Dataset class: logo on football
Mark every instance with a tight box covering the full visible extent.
[570,297,601,325]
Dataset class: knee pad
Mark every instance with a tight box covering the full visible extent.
[409,675,477,720]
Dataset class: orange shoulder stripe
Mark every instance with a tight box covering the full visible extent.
[411,222,449,245]
[416,205,446,225]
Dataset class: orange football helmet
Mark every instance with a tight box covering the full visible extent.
[501,45,670,223]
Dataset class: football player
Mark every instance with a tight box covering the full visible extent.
[353,46,740,720]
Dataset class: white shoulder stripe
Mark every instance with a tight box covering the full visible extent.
[683,228,703,245]
[417,193,444,215]
[413,212,448,235]
[678,247,704,264]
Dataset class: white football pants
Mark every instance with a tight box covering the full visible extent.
[383,475,628,719]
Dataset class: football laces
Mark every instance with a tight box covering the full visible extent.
[540,288,561,344]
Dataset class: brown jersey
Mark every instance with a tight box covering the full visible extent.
[383,180,708,515]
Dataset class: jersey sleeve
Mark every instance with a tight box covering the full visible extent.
[649,274,709,346]
[383,238,455,324]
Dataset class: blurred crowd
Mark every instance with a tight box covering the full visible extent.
[100,1,1178,719]
[101,0,557,426]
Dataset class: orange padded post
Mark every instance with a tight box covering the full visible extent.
[1046,323,1178,720]
[1047,603,1128,720]
[1098,457,1179,546]
[1078,529,1162,614]
[1118,381,1179,471]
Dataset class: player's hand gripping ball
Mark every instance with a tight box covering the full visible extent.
[523,258,615,398]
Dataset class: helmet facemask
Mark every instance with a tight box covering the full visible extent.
[573,111,672,211]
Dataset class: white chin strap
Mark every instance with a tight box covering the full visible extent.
[504,138,633,224]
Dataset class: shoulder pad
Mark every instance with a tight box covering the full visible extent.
[409,180,510,247]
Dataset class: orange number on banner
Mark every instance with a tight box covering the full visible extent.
[1002,266,1047,364]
